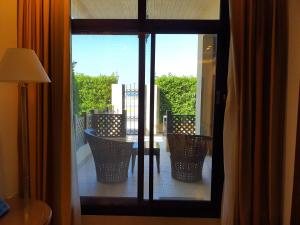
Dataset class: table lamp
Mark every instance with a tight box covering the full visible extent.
[0,48,51,201]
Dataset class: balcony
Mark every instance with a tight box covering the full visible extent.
[77,134,212,200]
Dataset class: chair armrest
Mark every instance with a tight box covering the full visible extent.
[84,128,97,136]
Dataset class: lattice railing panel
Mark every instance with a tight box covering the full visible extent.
[75,116,85,150]
[166,111,195,135]
[87,114,92,128]
[92,113,126,137]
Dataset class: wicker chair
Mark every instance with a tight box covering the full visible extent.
[167,133,211,182]
[84,129,133,183]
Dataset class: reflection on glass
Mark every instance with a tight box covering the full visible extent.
[72,35,139,198]
[153,34,217,201]
[71,0,138,19]
[146,0,220,20]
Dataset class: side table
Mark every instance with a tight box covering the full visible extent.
[131,142,160,173]
[0,198,52,225]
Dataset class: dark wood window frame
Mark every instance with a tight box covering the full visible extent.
[71,0,230,218]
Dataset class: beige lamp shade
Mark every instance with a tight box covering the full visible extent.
[0,48,50,83]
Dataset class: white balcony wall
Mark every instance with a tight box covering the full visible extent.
[111,84,160,135]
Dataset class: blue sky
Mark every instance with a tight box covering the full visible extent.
[72,34,198,84]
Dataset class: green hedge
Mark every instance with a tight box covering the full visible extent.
[72,72,196,118]
[72,62,79,115]
[156,74,197,121]
[74,73,118,114]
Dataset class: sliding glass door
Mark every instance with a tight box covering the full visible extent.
[143,33,217,201]
[72,34,139,198]
[71,0,229,215]
[73,32,216,201]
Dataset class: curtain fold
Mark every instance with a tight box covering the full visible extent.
[222,0,287,225]
[17,1,81,225]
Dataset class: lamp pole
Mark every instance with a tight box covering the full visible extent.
[20,82,30,202]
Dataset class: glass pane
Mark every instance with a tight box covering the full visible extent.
[72,35,139,198]
[144,34,152,199]
[153,34,217,200]
[146,0,220,20]
[72,0,138,19]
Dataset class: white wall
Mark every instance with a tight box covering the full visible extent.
[0,0,18,198]
[111,84,160,134]
[111,84,123,113]
[283,0,300,224]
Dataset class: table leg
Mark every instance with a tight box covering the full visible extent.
[131,154,136,174]
[156,153,160,173]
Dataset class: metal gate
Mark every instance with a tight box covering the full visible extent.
[124,84,138,135]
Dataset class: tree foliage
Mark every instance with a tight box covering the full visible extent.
[155,74,197,120]
[75,73,118,114]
